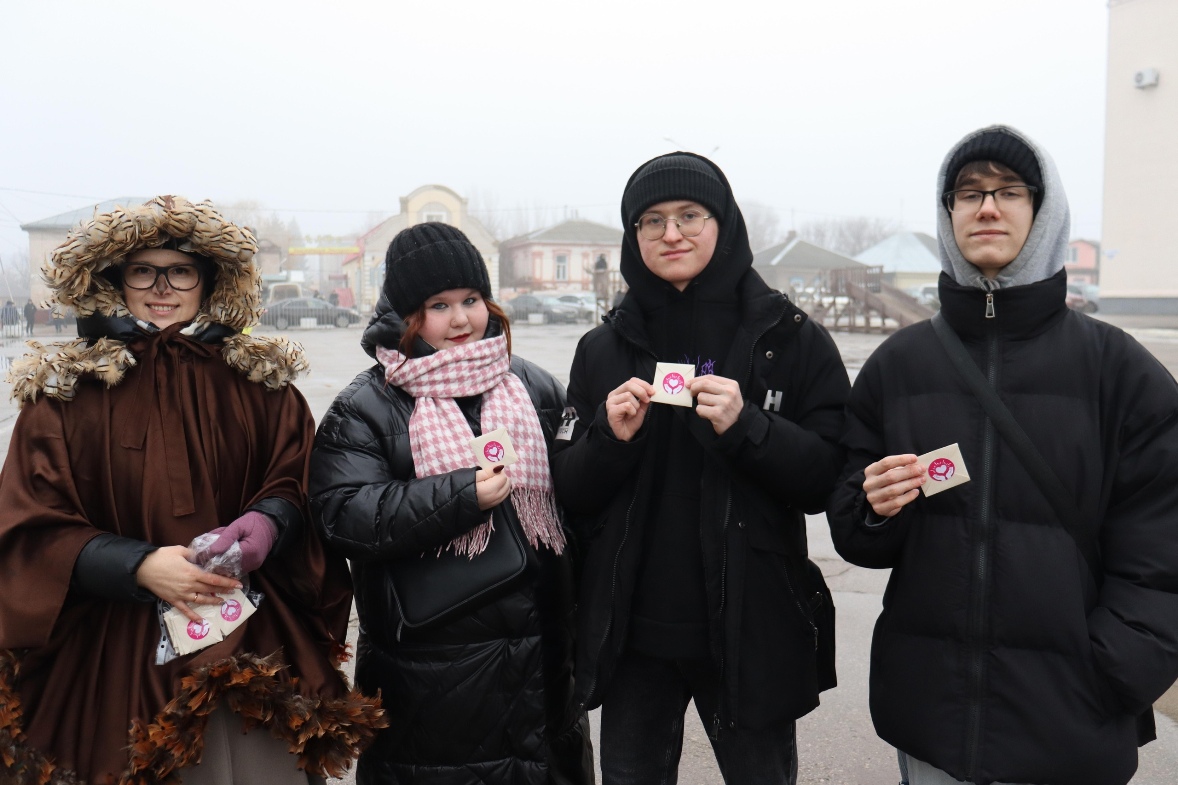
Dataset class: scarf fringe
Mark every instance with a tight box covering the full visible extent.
[444,488,565,558]
[511,488,565,555]
[0,649,386,785]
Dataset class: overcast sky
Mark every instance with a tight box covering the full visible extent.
[0,0,1109,264]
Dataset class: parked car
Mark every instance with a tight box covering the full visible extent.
[556,292,599,322]
[504,294,580,324]
[1064,281,1097,311]
[260,297,362,329]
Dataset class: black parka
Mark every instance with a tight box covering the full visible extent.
[552,270,849,733]
[828,271,1178,785]
[309,299,593,785]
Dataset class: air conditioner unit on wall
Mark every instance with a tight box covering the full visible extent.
[1134,68,1160,89]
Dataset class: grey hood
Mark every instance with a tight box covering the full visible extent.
[937,125,1071,290]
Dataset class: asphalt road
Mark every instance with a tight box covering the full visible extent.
[2,313,1178,783]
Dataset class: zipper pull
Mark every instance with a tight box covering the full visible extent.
[710,714,721,741]
[985,293,995,319]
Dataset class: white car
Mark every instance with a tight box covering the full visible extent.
[556,292,600,323]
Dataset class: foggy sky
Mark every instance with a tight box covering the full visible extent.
[0,0,1109,263]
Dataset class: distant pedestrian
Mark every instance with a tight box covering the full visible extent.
[51,305,65,333]
[1,299,18,338]
[24,299,36,336]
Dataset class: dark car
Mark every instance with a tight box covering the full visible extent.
[260,297,361,329]
[504,295,580,324]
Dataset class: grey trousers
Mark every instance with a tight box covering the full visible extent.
[178,705,326,785]
[900,751,1026,785]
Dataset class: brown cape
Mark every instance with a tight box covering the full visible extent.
[0,329,383,784]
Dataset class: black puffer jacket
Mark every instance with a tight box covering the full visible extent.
[828,272,1178,785]
[553,270,849,733]
[309,298,593,785]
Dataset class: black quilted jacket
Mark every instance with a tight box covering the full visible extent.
[828,272,1178,785]
[553,271,849,733]
[309,297,593,785]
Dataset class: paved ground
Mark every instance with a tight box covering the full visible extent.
[2,313,1178,783]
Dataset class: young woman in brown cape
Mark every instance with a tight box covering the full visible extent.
[0,197,384,785]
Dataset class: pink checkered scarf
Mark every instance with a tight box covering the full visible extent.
[375,334,564,557]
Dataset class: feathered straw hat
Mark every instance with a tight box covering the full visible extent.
[7,196,308,404]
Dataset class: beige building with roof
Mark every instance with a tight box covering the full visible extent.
[342,185,499,313]
[1101,0,1178,313]
[498,219,624,293]
[21,197,147,307]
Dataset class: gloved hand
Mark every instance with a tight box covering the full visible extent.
[205,511,278,574]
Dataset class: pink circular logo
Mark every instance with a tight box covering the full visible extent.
[483,441,505,463]
[221,598,242,622]
[928,458,956,482]
[663,373,685,395]
[186,619,210,640]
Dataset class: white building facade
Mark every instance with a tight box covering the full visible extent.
[1101,0,1178,312]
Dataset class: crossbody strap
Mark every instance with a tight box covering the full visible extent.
[930,312,1101,581]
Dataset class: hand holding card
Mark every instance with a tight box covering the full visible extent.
[651,362,696,407]
[469,427,519,470]
[917,443,971,497]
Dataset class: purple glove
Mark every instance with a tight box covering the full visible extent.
[206,511,278,574]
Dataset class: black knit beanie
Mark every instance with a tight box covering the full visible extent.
[382,223,492,316]
[622,153,728,227]
[944,129,1044,199]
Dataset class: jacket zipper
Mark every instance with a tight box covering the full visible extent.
[965,318,999,780]
[712,300,791,739]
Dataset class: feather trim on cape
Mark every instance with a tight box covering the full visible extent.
[6,334,309,405]
[0,648,386,785]
[8,195,309,404]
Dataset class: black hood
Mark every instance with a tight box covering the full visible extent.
[619,152,754,313]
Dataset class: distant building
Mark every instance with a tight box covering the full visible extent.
[1065,239,1101,287]
[20,197,147,306]
[854,232,942,293]
[498,219,623,292]
[342,185,498,314]
[1101,0,1178,312]
[752,232,864,294]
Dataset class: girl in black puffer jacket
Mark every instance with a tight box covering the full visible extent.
[309,223,593,785]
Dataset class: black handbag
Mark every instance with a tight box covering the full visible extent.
[390,508,528,637]
[931,312,1156,746]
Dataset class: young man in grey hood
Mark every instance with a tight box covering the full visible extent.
[827,125,1178,785]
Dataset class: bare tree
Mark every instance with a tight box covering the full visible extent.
[219,200,265,235]
[467,188,507,240]
[743,201,788,253]
[0,249,31,301]
[798,215,901,257]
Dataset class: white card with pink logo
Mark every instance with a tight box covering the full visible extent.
[469,427,519,470]
[917,443,971,497]
[651,362,695,407]
[163,588,258,656]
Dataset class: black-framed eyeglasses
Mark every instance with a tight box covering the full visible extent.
[120,262,203,291]
[943,185,1038,213]
[634,210,714,240]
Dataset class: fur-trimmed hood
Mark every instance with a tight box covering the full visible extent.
[7,196,308,403]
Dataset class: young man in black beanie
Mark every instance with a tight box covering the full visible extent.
[552,153,850,784]
[828,125,1178,785]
